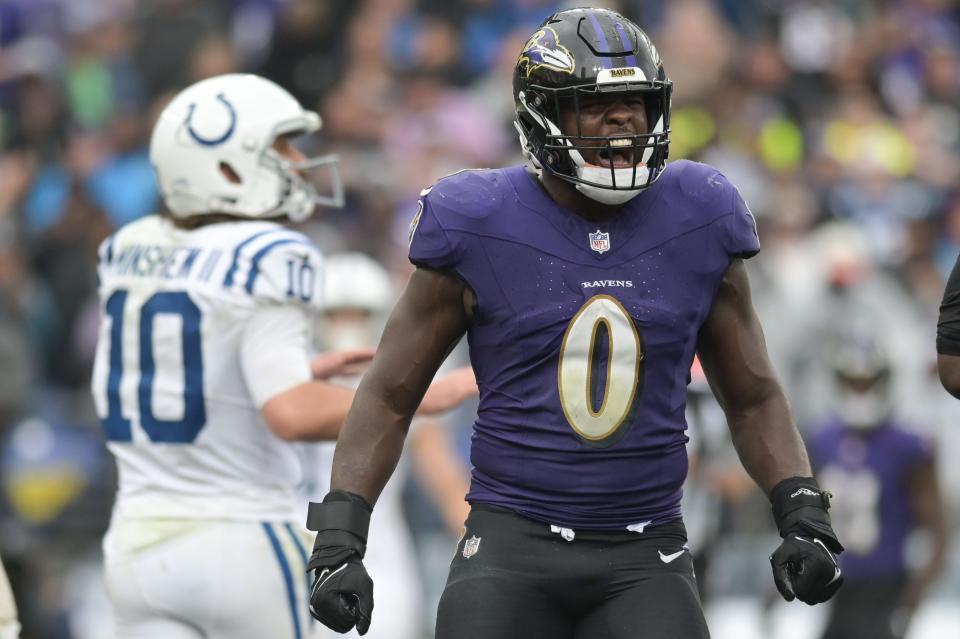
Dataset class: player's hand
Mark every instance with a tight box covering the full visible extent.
[310,348,376,379]
[310,556,373,634]
[770,533,842,604]
[418,366,478,415]
[768,476,844,605]
[306,490,375,634]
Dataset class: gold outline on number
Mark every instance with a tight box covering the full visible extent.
[558,294,642,442]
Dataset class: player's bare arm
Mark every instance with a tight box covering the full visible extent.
[305,266,470,635]
[698,258,843,605]
[696,259,810,492]
[330,266,470,505]
[261,381,356,441]
[310,348,377,379]
[240,305,372,442]
[416,366,478,415]
[263,355,475,442]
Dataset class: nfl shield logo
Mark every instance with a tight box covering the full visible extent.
[589,229,610,254]
[462,535,481,559]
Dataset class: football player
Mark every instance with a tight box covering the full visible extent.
[91,73,475,639]
[0,557,19,639]
[812,334,946,639]
[306,8,844,638]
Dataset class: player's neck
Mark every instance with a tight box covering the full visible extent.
[169,212,289,230]
[536,170,625,223]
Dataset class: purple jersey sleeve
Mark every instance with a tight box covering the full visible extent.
[674,162,759,260]
[408,191,461,269]
[723,180,760,259]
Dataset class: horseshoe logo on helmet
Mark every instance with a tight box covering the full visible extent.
[185,93,237,146]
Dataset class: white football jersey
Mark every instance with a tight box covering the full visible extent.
[92,214,324,522]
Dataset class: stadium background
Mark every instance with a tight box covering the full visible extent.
[0,0,958,637]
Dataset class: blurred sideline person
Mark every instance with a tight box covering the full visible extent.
[811,333,947,639]
[298,252,470,639]
[91,74,475,639]
[937,254,960,396]
[0,558,18,639]
[682,357,754,602]
[306,9,843,638]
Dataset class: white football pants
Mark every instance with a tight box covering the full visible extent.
[104,519,320,639]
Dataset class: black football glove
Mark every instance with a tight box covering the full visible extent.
[306,490,374,635]
[310,556,373,634]
[769,476,845,605]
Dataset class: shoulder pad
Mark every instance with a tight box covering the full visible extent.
[408,169,510,270]
[96,216,159,278]
[673,160,736,208]
[425,168,505,223]
[669,160,759,258]
[221,226,324,309]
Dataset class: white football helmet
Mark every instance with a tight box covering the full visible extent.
[150,74,343,222]
[322,253,395,350]
[323,252,394,314]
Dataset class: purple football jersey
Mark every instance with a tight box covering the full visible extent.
[811,418,933,578]
[408,161,759,530]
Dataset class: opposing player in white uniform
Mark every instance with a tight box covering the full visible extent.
[91,74,475,639]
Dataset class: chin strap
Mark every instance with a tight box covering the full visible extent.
[575,179,645,205]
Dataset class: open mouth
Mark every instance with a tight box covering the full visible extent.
[594,138,640,169]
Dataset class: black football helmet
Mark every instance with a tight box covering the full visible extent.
[513,7,672,204]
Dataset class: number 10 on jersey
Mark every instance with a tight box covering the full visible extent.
[99,289,207,443]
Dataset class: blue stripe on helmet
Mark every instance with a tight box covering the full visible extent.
[614,22,638,68]
[587,11,613,69]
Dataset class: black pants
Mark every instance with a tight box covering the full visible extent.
[436,504,710,639]
[820,576,908,639]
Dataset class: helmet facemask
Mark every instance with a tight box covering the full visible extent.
[255,117,344,223]
[516,79,671,205]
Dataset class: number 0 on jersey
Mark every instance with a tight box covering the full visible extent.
[558,295,644,446]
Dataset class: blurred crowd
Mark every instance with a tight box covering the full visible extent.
[0,0,959,637]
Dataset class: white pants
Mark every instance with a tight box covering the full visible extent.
[104,519,320,639]
[0,558,19,639]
